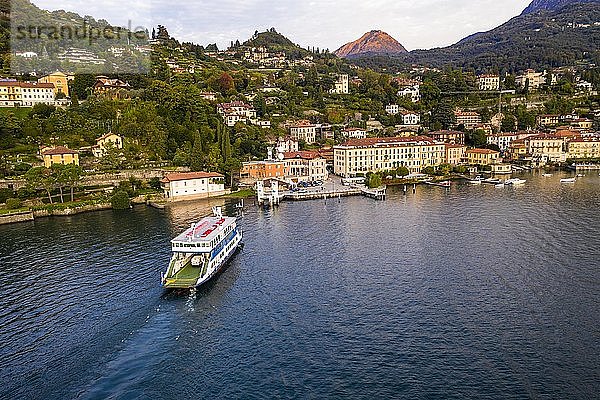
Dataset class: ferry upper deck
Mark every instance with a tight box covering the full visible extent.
[171,216,237,253]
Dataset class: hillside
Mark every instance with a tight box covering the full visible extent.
[351,2,600,72]
[2,0,149,74]
[522,0,599,14]
[334,30,407,58]
[241,28,311,57]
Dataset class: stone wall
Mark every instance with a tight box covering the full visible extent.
[0,211,34,225]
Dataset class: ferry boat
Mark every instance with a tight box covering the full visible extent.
[161,207,242,289]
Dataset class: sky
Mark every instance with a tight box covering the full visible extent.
[32,0,532,51]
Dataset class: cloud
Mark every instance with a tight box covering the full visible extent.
[31,0,532,50]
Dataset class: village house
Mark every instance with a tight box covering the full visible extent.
[385,104,400,115]
[536,114,560,127]
[42,146,80,168]
[397,85,421,103]
[487,131,537,152]
[570,118,594,131]
[92,132,123,158]
[93,76,131,98]
[465,148,499,166]
[526,134,565,165]
[426,130,465,145]
[454,111,482,130]
[516,69,548,90]
[217,101,257,127]
[289,121,317,144]
[283,151,328,182]
[566,137,600,160]
[333,136,445,176]
[342,127,367,139]
[400,111,420,126]
[199,92,218,101]
[273,137,299,154]
[161,172,228,201]
[477,74,500,91]
[506,139,528,161]
[239,160,287,185]
[445,144,467,165]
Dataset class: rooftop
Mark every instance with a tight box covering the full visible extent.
[161,171,224,183]
[340,136,438,147]
[42,146,78,155]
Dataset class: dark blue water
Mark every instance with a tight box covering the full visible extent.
[1,172,599,399]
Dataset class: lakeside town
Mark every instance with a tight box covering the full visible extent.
[1,20,600,221]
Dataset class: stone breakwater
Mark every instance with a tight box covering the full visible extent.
[0,203,112,225]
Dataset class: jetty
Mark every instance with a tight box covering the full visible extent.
[256,179,386,206]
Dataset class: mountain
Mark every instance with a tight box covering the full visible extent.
[522,0,599,14]
[350,2,600,72]
[334,30,407,58]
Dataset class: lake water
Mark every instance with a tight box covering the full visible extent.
[1,172,599,399]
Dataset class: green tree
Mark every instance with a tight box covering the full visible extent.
[25,166,54,204]
[111,190,131,210]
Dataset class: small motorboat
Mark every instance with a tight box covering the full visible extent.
[560,177,576,183]
[426,180,451,188]
[577,174,585,177]
[468,176,483,184]
[506,178,526,185]
[495,183,505,188]
[542,173,553,177]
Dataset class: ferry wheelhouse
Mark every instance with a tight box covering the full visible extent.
[162,207,242,289]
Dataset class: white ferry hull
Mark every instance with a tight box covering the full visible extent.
[193,231,243,287]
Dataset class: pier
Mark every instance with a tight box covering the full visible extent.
[256,178,386,206]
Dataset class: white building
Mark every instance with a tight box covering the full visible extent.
[342,127,367,139]
[161,172,228,201]
[516,69,547,90]
[397,85,421,103]
[329,74,349,94]
[275,137,299,154]
[289,121,317,144]
[478,74,500,91]
[400,111,420,125]
[385,104,400,115]
[0,81,56,107]
[217,101,257,127]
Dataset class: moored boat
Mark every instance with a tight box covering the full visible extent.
[426,180,451,188]
[468,176,483,184]
[560,177,576,183]
[161,207,243,289]
[542,173,553,177]
[506,178,526,185]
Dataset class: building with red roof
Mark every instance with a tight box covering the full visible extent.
[42,146,79,168]
[161,171,228,201]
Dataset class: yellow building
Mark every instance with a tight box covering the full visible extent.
[38,72,72,98]
[566,138,600,160]
[465,148,500,165]
[92,132,123,157]
[42,146,79,168]
[445,144,466,165]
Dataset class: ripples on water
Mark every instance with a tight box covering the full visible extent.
[0,172,599,399]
